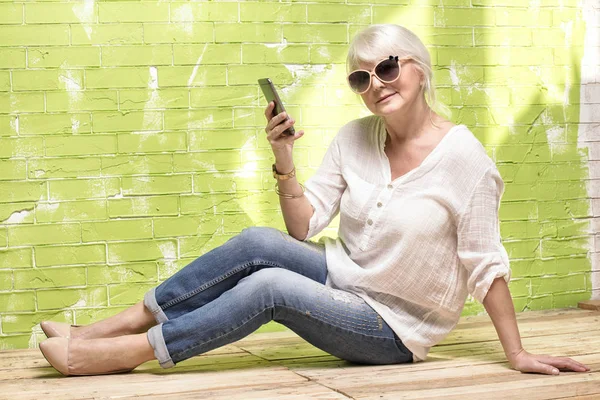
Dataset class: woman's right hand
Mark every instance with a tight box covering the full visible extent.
[264,101,304,153]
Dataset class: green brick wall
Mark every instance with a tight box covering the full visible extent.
[0,0,592,349]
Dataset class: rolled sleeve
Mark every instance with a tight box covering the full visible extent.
[457,167,511,304]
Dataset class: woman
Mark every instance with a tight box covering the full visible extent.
[38,24,589,376]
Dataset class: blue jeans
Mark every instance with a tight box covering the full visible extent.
[144,227,413,368]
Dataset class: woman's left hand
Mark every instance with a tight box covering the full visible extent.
[509,348,590,375]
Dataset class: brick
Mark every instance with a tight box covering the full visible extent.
[35,200,107,223]
[108,196,178,218]
[495,144,551,163]
[474,28,532,46]
[0,203,34,225]
[82,219,153,242]
[102,154,172,175]
[28,46,100,68]
[45,135,116,156]
[0,4,22,24]
[372,6,435,26]
[0,293,35,312]
[310,44,349,63]
[531,274,586,296]
[0,115,18,136]
[438,47,553,66]
[0,25,69,46]
[173,151,241,172]
[541,237,589,257]
[101,45,172,67]
[28,158,101,180]
[503,239,540,259]
[121,175,192,195]
[508,278,530,298]
[25,3,96,23]
[500,221,556,240]
[20,113,91,135]
[8,224,80,246]
[283,24,347,43]
[154,215,221,238]
[0,92,44,113]
[117,132,186,153]
[158,258,192,280]
[1,311,72,334]
[0,72,9,92]
[46,90,118,112]
[307,4,370,23]
[188,129,256,151]
[93,111,162,133]
[49,178,120,201]
[556,220,590,237]
[0,160,26,180]
[72,23,143,45]
[171,2,238,22]
[179,234,231,258]
[14,267,86,289]
[144,23,213,44]
[451,87,510,106]
[193,172,263,193]
[538,200,591,220]
[0,181,46,203]
[180,194,234,214]
[86,67,150,89]
[434,7,491,27]
[12,70,84,91]
[495,9,552,27]
[173,44,241,65]
[553,291,592,308]
[435,66,484,86]
[0,228,7,247]
[0,48,25,68]
[241,3,305,22]
[37,287,107,310]
[164,109,232,130]
[0,248,32,269]
[228,65,293,86]
[215,23,282,43]
[0,335,33,349]
[158,66,226,87]
[119,89,189,111]
[88,263,157,285]
[419,28,473,46]
[242,44,309,64]
[108,240,177,263]
[109,283,156,305]
[190,87,258,108]
[0,270,13,290]
[99,3,169,23]
[222,212,283,233]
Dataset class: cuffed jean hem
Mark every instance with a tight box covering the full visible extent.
[144,287,169,324]
[147,324,175,369]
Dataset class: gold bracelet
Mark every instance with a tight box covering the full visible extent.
[274,182,305,199]
[272,164,296,180]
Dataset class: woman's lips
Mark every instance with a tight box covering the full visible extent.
[376,93,396,103]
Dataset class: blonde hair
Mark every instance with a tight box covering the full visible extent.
[347,24,451,119]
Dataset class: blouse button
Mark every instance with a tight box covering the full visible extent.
[367,219,373,225]
[387,184,393,189]
[377,202,383,208]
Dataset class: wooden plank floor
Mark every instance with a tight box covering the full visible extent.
[1,308,599,399]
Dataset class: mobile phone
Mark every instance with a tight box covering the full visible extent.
[258,78,295,136]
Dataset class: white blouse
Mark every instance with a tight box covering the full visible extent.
[303,115,511,362]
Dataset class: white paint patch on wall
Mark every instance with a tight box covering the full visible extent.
[578,0,600,299]
[72,0,96,40]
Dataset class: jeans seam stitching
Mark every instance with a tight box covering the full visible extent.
[160,260,283,310]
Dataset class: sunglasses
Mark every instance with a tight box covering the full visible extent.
[347,56,408,94]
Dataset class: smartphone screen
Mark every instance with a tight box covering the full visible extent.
[258,78,295,136]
